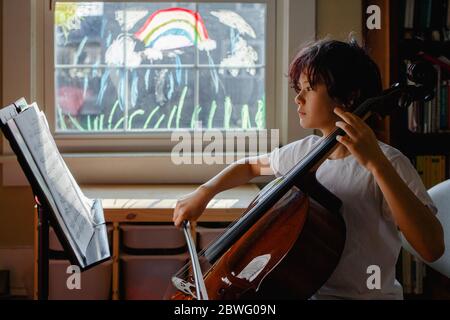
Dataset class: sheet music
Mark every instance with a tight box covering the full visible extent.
[0,105,18,125]
[14,106,94,254]
[39,110,95,219]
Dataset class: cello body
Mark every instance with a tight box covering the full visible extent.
[172,177,346,300]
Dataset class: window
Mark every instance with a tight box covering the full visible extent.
[2,0,316,185]
[54,2,267,134]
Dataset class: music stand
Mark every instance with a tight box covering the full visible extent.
[0,98,111,300]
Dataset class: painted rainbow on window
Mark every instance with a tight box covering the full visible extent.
[134,7,214,51]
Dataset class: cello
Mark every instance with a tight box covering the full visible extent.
[170,61,437,300]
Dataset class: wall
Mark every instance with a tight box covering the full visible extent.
[0,0,35,296]
[0,0,35,248]
[317,0,363,43]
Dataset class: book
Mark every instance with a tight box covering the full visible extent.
[447,82,450,130]
[414,154,447,189]
[440,81,448,130]
[447,0,450,28]
[430,156,441,187]
[402,249,412,294]
[413,255,424,294]
[404,0,415,29]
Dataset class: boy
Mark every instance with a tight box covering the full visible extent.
[172,38,444,299]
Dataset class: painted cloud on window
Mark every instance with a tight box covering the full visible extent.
[210,10,256,38]
[105,34,142,67]
[211,10,258,77]
[218,37,258,77]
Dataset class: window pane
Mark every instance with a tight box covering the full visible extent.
[198,3,266,67]
[54,2,267,133]
[56,68,125,132]
[55,3,123,66]
[128,68,195,130]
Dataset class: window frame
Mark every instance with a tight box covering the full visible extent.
[44,0,277,153]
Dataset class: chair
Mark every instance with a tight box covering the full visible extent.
[401,179,450,277]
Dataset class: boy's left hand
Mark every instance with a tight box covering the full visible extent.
[333,107,387,173]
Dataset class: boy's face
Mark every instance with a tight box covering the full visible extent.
[294,72,339,134]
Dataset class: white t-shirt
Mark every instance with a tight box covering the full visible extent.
[269,135,437,300]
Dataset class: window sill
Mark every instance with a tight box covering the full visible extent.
[0,152,274,186]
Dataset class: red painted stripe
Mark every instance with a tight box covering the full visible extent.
[135,7,209,40]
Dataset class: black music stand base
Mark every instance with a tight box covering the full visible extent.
[36,197,49,300]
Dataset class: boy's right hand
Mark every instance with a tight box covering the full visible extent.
[172,186,213,228]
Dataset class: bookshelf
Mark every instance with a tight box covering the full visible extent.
[365,0,450,299]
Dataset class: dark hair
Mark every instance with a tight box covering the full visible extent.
[289,37,382,111]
